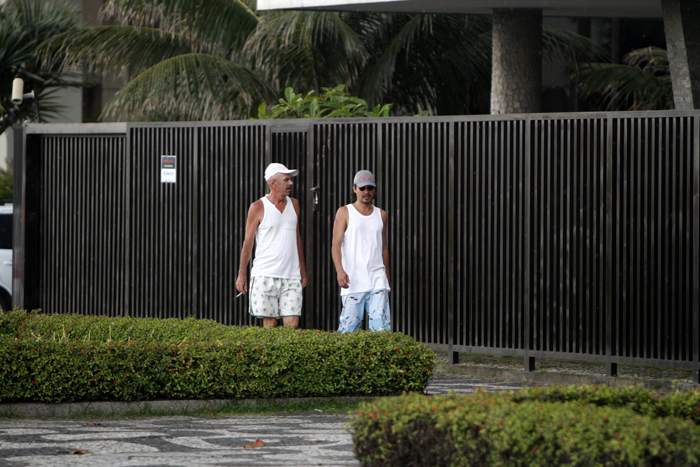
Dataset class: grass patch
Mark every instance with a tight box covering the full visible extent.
[0,396,374,420]
[209,397,374,416]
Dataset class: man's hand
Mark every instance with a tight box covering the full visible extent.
[301,271,308,288]
[235,274,248,294]
[337,270,350,288]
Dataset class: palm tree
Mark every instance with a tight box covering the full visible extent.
[353,14,492,115]
[574,46,672,111]
[0,0,85,135]
[43,0,604,120]
[42,0,275,121]
[243,11,369,98]
[245,11,602,115]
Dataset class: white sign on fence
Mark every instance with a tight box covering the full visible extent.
[161,155,176,183]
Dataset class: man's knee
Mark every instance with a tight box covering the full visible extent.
[263,318,278,328]
[282,316,299,328]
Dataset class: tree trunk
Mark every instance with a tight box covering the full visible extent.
[662,0,700,110]
[490,8,542,114]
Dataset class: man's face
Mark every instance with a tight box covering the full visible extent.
[353,184,375,204]
[272,173,294,194]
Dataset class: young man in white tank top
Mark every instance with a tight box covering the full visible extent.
[236,163,308,328]
[331,170,391,333]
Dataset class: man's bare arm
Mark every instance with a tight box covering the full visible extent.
[381,209,391,289]
[331,206,350,288]
[292,198,308,288]
[235,200,263,293]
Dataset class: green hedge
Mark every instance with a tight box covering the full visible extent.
[350,386,700,466]
[0,311,258,342]
[510,385,700,422]
[0,311,436,403]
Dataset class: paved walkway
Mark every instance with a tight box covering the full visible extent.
[0,375,521,467]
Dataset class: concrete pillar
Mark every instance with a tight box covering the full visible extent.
[662,0,700,110]
[490,8,542,114]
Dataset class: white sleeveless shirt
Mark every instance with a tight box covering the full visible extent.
[250,196,300,279]
[340,204,390,295]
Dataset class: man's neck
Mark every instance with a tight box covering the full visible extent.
[353,200,373,214]
[267,191,287,203]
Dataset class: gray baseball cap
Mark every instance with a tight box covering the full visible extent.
[353,170,376,188]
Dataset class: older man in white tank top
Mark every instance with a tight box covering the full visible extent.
[236,163,308,328]
[331,170,391,333]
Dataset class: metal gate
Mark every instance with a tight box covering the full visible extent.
[16,111,700,380]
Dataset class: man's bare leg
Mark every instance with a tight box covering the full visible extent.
[263,318,278,328]
[282,316,299,328]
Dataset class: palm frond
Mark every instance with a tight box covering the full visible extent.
[244,11,368,94]
[102,53,274,121]
[101,0,258,57]
[41,26,193,78]
[0,21,35,75]
[29,84,81,122]
[13,0,79,40]
[0,0,84,132]
[356,14,422,100]
[355,14,491,115]
[542,24,609,71]
[626,46,669,73]
[0,0,79,75]
[575,46,672,110]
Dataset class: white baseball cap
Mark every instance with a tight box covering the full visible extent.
[264,163,298,181]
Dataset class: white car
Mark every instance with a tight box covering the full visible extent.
[0,203,12,310]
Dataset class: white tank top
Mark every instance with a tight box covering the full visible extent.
[341,204,390,295]
[251,196,300,279]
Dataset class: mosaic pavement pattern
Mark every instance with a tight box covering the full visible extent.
[0,375,522,467]
[0,414,356,467]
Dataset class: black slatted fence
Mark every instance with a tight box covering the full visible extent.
[16,111,700,380]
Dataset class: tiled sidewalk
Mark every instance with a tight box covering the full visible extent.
[0,374,520,467]
[3,361,695,467]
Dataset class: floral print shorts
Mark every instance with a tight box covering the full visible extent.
[248,276,303,318]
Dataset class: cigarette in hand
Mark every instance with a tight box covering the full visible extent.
[236,292,244,298]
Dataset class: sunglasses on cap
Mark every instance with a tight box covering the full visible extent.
[357,185,375,191]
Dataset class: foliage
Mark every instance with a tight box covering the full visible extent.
[257,85,392,119]
[0,0,86,135]
[574,46,673,111]
[0,172,12,199]
[350,385,700,466]
[511,385,700,423]
[40,0,605,121]
[41,0,273,121]
[243,11,369,99]
[249,12,603,116]
[0,310,436,403]
[352,14,494,116]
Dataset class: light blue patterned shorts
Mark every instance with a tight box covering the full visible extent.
[248,276,303,318]
[338,289,391,333]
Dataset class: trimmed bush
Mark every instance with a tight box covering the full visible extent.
[350,386,700,466]
[0,311,435,402]
[510,385,700,423]
[0,311,250,342]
